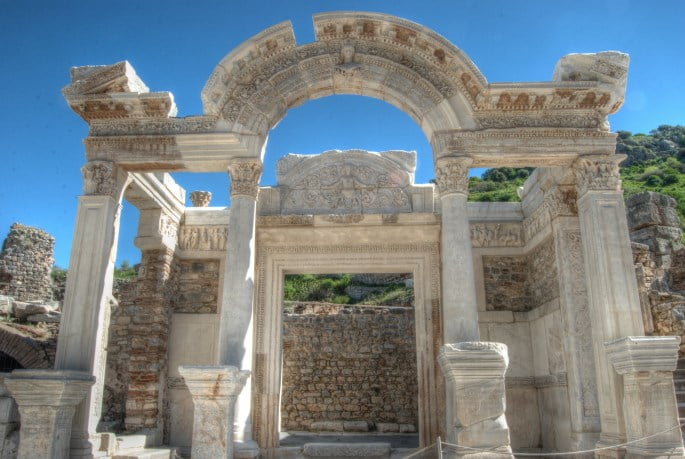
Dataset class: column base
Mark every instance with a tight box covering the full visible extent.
[179,365,250,459]
[5,370,94,459]
[438,342,513,458]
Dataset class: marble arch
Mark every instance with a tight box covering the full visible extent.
[6,10,685,459]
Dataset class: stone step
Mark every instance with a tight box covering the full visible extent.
[112,448,176,459]
[302,442,391,458]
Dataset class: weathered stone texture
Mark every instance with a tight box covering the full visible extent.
[0,224,55,302]
[280,303,418,432]
[529,237,559,308]
[171,259,219,313]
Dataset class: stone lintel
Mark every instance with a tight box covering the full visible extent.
[5,370,94,406]
[179,365,250,400]
[605,336,680,374]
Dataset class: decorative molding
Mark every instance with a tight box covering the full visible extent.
[434,157,472,197]
[227,159,262,198]
[89,116,221,137]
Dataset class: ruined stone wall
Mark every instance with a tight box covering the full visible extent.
[171,259,219,313]
[0,224,54,302]
[627,192,685,354]
[280,302,418,432]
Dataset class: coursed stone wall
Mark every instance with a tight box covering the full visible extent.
[280,302,418,432]
[171,259,219,313]
[0,223,54,302]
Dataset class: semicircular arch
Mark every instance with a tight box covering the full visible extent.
[202,12,485,142]
[0,325,52,370]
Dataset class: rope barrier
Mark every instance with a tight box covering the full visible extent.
[437,422,685,457]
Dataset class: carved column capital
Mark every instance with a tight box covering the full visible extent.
[81,161,123,197]
[434,156,473,197]
[134,208,179,251]
[573,155,624,197]
[227,159,262,199]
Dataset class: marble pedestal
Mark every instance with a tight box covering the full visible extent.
[179,365,250,459]
[4,370,94,459]
[605,336,685,459]
[438,342,514,458]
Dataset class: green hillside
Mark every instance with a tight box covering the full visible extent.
[467,125,685,229]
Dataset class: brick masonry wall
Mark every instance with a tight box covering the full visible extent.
[0,223,54,302]
[281,303,418,432]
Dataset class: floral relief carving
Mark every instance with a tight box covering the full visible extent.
[227,159,262,198]
[434,157,472,197]
[81,161,118,196]
[574,156,622,196]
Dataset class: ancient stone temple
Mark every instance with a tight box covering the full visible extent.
[5,11,684,459]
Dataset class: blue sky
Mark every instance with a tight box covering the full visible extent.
[1,1,683,268]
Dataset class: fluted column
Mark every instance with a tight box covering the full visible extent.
[435,157,479,343]
[54,161,129,456]
[218,158,262,454]
[574,155,646,456]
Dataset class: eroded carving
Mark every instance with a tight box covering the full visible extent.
[470,223,523,248]
[81,161,117,196]
[227,159,262,198]
[574,155,623,197]
[434,157,472,197]
[178,226,228,251]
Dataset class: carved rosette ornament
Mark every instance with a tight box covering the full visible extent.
[227,159,262,198]
[573,155,623,197]
[434,157,473,197]
[81,161,118,196]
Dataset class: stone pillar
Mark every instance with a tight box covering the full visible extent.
[574,155,646,455]
[218,158,262,453]
[179,366,250,459]
[54,161,128,456]
[434,157,479,343]
[605,336,685,458]
[548,186,601,450]
[5,370,94,459]
[437,342,513,458]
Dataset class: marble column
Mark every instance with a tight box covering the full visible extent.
[437,342,513,458]
[605,336,684,458]
[54,161,128,456]
[574,155,646,456]
[217,158,262,454]
[179,366,250,459]
[5,370,94,459]
[434,157,479,343]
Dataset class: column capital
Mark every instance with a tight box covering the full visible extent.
[434,156,472,197]
[605,336,680,374]
[179,365,250,400]
[81,160,126,197]
[438,342,509,380]
[573,154,624,198]
[227,158,262,199]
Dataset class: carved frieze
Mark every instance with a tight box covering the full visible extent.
[178,226,228,251]
[574,155,623,197]
[227,159,262,198]
[470,223,523,248]
[88,116,221,137]
[434,157,472,197]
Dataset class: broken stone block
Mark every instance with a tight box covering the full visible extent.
[13,301,56,320]
[376,422,399,433]
[0,296,13,315]
[310,421,344,432]
[342,420,369,432]
[26,311,61,323]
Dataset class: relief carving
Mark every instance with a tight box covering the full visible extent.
[178,226,228,251]
[81,161,118,196]
[227,159,262,198]
[574,156,623,197]
[434,157,472,197]
[470,223,523,248]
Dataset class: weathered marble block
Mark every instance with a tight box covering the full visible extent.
[179,365,250,459]
[438,342,513,458]
[605,336,685,458]
[4,370,94,459]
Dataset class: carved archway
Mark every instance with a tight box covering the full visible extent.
[202,12,484,142]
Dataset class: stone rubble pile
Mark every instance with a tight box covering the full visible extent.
[0,295,61,323]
